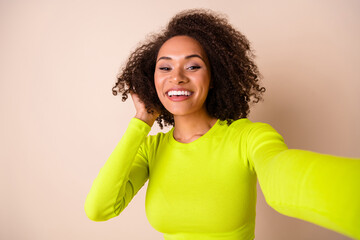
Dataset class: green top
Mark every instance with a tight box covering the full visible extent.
[85,118,360,240]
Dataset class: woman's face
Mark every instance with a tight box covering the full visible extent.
[154,35,211,118]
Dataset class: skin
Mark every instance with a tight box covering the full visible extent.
[133,35,217,143]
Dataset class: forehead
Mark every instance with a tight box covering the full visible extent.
[157,35,207,58]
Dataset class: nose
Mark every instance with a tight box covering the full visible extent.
[170,68,188,84]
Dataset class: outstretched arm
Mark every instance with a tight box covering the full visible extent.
[247,123,360,239]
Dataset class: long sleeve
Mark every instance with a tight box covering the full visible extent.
[84,118,151,221]
[247,123,360,239]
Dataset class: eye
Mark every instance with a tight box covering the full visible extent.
[187,65,201,70]
[159,67,171,71]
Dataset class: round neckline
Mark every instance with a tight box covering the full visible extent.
[168,119,222,148]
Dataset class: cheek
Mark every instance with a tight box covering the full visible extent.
[154,75,164,99]
[154,73,160,91]
[195,74,211,91]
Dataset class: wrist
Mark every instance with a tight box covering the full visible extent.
[134,112,156,127]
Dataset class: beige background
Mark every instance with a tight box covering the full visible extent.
[1,0,359,239]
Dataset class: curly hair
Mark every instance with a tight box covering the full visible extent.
[112,9,265,129]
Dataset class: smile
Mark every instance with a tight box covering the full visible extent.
[167,90,193,97]
[166,90,193,102]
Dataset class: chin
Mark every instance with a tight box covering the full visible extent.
[160,98,206,118]
[166,109,190,117]
[165,106,205,119]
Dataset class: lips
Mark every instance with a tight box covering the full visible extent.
[165,88,194,102]
[167,90,192,97]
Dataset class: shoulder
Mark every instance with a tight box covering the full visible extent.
[226,118,273,133]
[138,130,172,162]
[222,118,282,143]
[226,118,253,129]
[141,129,171,151]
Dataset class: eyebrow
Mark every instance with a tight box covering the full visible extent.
[156,54,205,62]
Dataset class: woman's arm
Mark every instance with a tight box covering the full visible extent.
[84,118,151,221]
[247,123,360,239]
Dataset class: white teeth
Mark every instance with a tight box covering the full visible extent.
[167,90,192,97]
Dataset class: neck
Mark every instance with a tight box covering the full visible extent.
[173,110,217,143]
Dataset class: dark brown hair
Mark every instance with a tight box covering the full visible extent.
[112,9,265,128]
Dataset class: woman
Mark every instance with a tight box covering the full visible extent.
[84,9,360,240]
